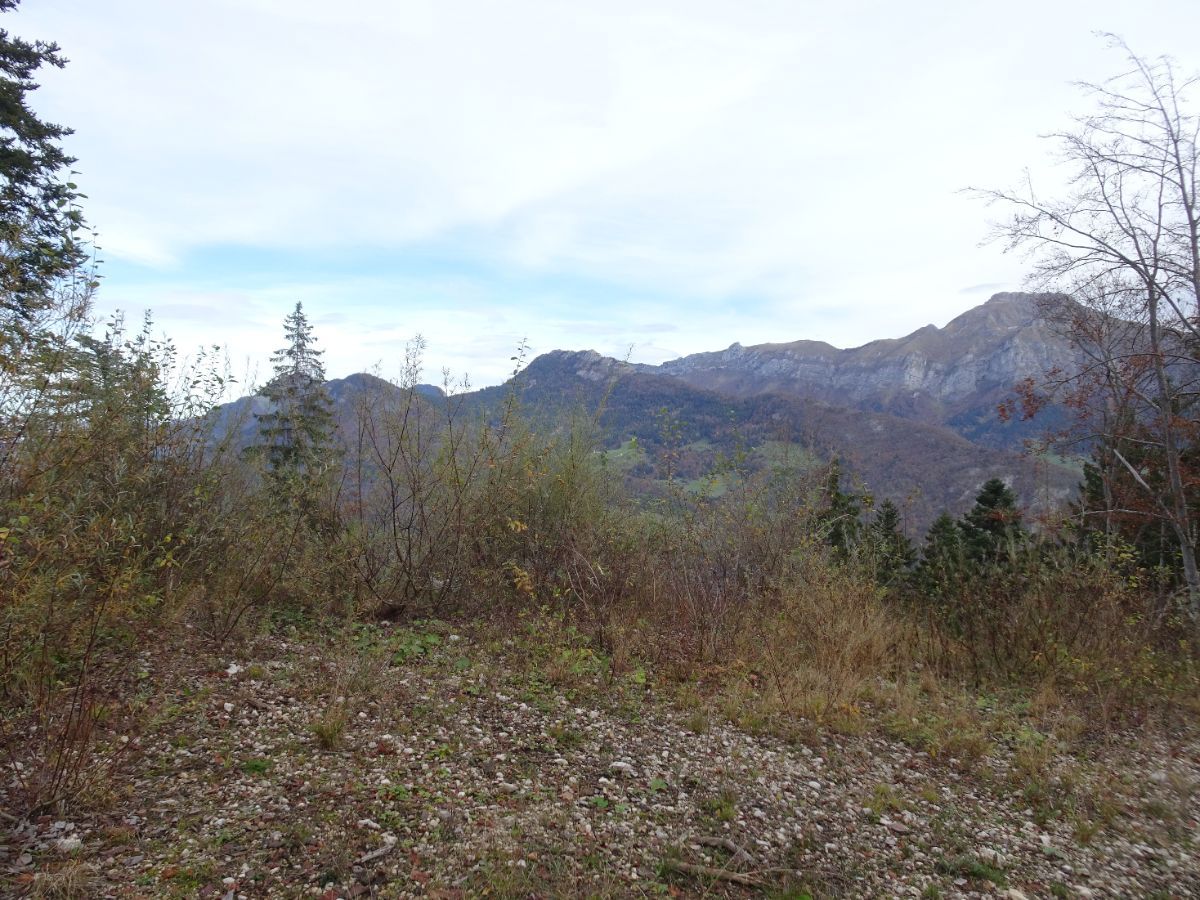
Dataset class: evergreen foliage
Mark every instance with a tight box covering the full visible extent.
[959,477,1025,563]
[869,498,915,582]
[0,0,86,340]
[1071,441,1196,588]
[912,479,1026,593]
[914,512,967,594]
[820,458,862,556]
[253,302,335,478]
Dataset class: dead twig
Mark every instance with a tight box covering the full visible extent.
[694,834,759,867]
[663,859,763,887]
[356,835,398,865]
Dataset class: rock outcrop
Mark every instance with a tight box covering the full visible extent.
[643,293,1078,448]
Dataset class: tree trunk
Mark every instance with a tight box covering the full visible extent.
[1148,294,1200,619]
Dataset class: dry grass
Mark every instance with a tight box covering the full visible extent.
[29,863,93,899]
[607,555,918,741]
[310,707,348,750]
[725,565,905,728]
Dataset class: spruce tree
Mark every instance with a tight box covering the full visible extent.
[821,458,862,556]
[1072,444,1193,580]
[0,0,86,329]
[869,498,915,583]
[254,302,334,478]
[914,512,967,596]
[959,478,1025,564]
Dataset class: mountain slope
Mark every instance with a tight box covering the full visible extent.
[642,292,1078,448]
[206,293,1082,528]
[471,349,1077,526]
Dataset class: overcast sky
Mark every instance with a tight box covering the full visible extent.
[10,0,1200,388]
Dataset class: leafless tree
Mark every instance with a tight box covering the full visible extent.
[975,36,1200,618]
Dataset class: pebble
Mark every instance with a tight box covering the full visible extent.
[24,629,1195,900]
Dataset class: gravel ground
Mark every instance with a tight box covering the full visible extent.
[3,623,1198,898]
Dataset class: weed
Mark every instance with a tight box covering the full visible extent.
[547,723,584,750]
[389,628,442,664]
[311,708,348,750]
[29,863,93,899]
[767,890,815,900]
[868,782,905,818]
[685,709,710,734]
[1073,815,1102,844]
[240,757,271,776]
[1142,797,1174,821]
[934,854,1005,886]
[703,788,738,822]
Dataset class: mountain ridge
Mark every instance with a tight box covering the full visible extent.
[211,292,1082,529]
[618,291,1078,448]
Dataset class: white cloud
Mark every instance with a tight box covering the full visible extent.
[11,0,1200,382]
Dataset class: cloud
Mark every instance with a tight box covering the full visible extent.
[12,0,1200,383]
[958,282,1012,296]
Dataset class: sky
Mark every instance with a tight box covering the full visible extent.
[9,0,1200,388]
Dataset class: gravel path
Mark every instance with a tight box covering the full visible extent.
[3,624,1198,898]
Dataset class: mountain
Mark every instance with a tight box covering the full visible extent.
[487,347,1076,527]
[208,292,1082,530]
[640,292,1079,449]
[205,372,439,449]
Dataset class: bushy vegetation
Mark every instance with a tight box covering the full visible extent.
[6,293,1196,814]
[1,5,1197,824]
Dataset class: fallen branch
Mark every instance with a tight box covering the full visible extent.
[356,835,398,865]
[694,835,759,867]
[663,859,762,887]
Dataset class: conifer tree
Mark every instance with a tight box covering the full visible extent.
[914,512,967,596]
[821,458,862,556]
[1071,441,1196,581]
[0,0,86,331]
[254,302,334,478]
[959,478,1025,564]
[869,498,915,583]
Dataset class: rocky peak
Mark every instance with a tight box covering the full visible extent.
[641,292,1079,448]
[523,349,630,385]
